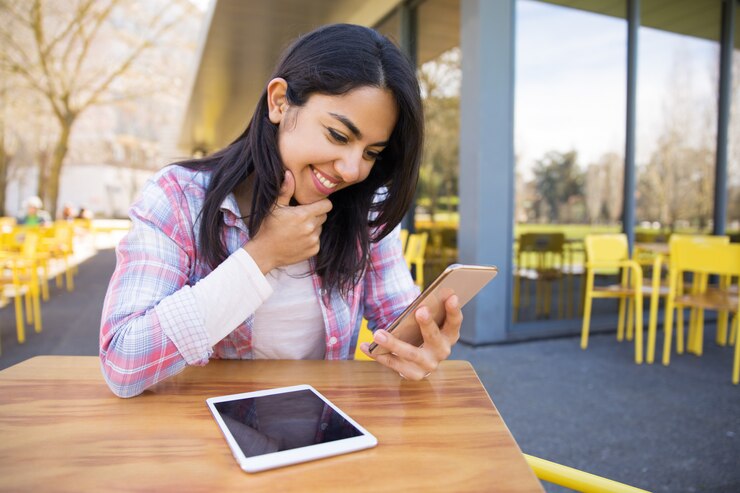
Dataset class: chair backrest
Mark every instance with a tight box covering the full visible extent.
[400,229,409,252]
[518,232,565,253]
[670,242,740,277]
[517,232,565,270]
[404,232,428,266]
[21,231,39,258]
[584,234,629,265]
[669,233,729,248]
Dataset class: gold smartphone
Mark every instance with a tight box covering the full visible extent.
[368,264,498,355]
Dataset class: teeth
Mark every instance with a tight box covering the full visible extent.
[312,168,337,189]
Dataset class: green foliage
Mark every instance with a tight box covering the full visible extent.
[531,150,585,223]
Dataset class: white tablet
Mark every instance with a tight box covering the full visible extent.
[206,384,377,473]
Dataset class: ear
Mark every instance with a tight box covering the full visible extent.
[266,78,289,124]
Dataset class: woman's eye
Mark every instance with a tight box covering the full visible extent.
[364,150,383,161]
[328,128,348,144]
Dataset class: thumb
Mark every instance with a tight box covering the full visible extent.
[276,170,295,207]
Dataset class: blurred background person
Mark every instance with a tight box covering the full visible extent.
[18,196,52,226]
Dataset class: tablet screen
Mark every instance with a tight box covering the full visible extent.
[212,389,364,458]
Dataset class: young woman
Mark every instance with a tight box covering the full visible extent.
[100,24,462,398]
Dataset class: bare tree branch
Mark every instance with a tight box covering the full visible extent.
[65,0,120,93]
[79,6,187,110]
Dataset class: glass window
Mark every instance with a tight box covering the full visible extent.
[513,0,626,328]
[635,0,722,236]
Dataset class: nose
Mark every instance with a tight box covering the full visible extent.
[334,149,364,184]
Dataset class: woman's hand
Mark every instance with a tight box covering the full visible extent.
[360,295,462,380]
[244,171,332,273]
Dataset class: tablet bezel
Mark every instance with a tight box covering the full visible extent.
[206,384,377,473]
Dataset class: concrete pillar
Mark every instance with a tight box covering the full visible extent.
[458,0,516,344]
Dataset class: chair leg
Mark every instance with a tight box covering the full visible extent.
[694,309,705,356]
[40,264,49,301]
[25,291,33,324]
[581,272,594,350]
[647,289,661,364]
[14,289,26,344]
[717,311,729,346]
[634,292,643,365]
[617,298,626,342]
[32,283,42,334]
[626,298,635,342]
[663,291,676,366]
[677,307,685,355]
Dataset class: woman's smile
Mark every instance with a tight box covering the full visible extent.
[310,165,339,194]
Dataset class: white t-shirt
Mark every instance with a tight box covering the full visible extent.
[192,249,325,359]
[251,260,326,359]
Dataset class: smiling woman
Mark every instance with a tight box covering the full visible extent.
[99,24,465,398]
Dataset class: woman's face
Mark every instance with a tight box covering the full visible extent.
[271,84,398,205]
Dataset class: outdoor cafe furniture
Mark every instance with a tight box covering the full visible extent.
[581,234,644,364]
[0,356,544,492]
[658,241,740,384]
[513,232,566,322]
[638,235,730,365]
[0,231,43,354]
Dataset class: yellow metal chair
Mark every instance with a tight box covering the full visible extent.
[399,228,409,253]
[643,235,729,364]
[39,221,76,292]
[525,454,651,493]
[581,234,644,364]
[0,232,43,353]
[661,242,740,383]
[354,318,374,361]
[404,232,428,289]
[513,232,567,321]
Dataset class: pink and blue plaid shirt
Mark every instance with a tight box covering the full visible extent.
[100,165,418,397]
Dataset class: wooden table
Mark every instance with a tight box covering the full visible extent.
[0,356,542,493]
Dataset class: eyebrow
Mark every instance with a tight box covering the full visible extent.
[328,112,389,147]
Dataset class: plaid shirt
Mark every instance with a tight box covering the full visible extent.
[100,165,418,397]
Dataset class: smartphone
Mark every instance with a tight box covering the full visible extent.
[368,264,498,356]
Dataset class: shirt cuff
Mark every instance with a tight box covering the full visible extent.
[191,248,274,347]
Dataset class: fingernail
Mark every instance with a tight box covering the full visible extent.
[417,307,430,321]
[374,330,388,343]
[449,295,459,308]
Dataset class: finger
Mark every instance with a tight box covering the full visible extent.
[372,330,426,367]
[441,295,463,343]
[315,213,328,226]
[276,170,295,207]
[416,306,451,361]
[305,198,333,215]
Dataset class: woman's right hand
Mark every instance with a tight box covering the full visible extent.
[244,171,333,273]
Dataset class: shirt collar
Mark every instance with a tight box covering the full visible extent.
[220,192,247,231]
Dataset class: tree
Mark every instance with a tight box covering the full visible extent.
[417,48,460,222]
[585,152,623,225]
[531,150,584,223]
[0,0,191,217]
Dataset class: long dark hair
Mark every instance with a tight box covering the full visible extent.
[179,24,423,295]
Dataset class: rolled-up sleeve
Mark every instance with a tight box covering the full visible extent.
[100,173,208,398]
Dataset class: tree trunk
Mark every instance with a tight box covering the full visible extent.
[46,114,74,219]
[0,137,6,217]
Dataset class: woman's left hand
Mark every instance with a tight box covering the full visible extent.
[360,295,462,380]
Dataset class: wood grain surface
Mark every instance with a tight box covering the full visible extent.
[0,356,543,492]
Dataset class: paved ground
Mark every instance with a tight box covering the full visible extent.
[1,248,738,493]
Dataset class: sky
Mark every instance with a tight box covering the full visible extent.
[514,0,720,178]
